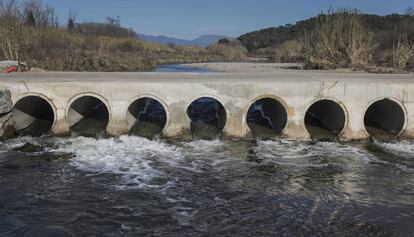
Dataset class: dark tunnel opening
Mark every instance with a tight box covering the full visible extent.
[127,97,167,138]
[13,96,55,136]
[187,97,226,139]
[305,100,346,140]
[246,98,288,138]
[364,99,405,139]
[68,96,109,136]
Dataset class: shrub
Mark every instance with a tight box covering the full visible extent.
[302,8,377,69]
[206,40,248,61]
[393,26,414,72]
[275,40,303,62]
[0,0,248,71]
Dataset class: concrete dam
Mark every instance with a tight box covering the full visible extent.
[1,72,414,140]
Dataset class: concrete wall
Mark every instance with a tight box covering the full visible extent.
[1,72,414,140]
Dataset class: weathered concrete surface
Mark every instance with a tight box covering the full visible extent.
[0,90,14,139]
[0,90,13,114]
[1,71,414,140]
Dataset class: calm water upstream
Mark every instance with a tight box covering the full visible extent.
[0,136,414,236]
[155,64,215,73]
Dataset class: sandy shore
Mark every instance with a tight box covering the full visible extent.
[181,62,405,74]
[181,62,305,73]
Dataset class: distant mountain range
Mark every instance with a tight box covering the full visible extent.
[138,34,232,47]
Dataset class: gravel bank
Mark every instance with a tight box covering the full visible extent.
[181,62,304,73]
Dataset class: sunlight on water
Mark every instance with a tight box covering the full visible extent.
[1,136,414,235]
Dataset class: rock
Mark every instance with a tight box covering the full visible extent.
[0,114,14,139]
[0,90,14,139]
[30,67,46,72]
[13,142,43,153]
[0,90,13,115]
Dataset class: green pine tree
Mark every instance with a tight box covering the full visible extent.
[25,10,36,27]
[67,18,75,31]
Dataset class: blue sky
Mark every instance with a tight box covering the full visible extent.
[46,0,414,39]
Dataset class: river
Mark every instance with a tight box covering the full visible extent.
[1,65,414,236]
[0,136,414,236]
[155,64,215,73]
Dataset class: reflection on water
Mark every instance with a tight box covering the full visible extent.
[1,136,414,236]
[155,64,215,73]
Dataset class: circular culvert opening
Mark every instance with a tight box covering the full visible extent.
[246,98,288,138]
[305,100,346,140]
[187,97,226,139]
[13,96,55,136]
[68,96,109,136]
[364,99,405,139]
[126,97,167,138]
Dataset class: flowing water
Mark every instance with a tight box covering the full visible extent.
[2,66,413,235]
[1,136,414,236]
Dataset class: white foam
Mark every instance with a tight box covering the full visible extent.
[48,135,183,189]
[0,136,39,152]
[254,140,375,167]
[4,135,413,188]
[375,140,414,157]
[177,139,229,171]
[183,139,225,151]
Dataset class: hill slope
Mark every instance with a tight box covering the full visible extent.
[237,14,414,53]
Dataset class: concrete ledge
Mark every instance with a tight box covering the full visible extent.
[1,72,414,140]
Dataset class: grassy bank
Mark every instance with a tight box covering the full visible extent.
[238,8,414,73]
[17,28,247,71]
[0,0,247,72]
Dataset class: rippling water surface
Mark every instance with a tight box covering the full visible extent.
[1,136,414,236]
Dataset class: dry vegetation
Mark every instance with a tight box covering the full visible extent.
[300,8,414,72]
[393,26,414,72]
[239,8,414,73]
[206,40,248,61]
[302,8,377,69]
[0,0,247,72]
[274,40,303,63]
[2,2,412,73]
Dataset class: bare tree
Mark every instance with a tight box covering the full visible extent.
[0,0,23,62]
[24,7,35,26]
[0,0,21,18]
[0,10,25,70]
[67,10,76,31]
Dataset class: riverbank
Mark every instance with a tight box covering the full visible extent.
[180,62,410,74]
[180,62,305,73]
